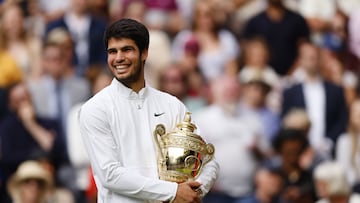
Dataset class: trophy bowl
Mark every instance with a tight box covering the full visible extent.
[153,112,215,183]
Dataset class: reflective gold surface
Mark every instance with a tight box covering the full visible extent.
[154,112,215,183]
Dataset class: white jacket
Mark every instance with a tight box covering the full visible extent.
[79,79,219,203]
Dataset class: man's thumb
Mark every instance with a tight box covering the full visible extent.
[187,181,201,189]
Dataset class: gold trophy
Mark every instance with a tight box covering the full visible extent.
[153,112,215,183]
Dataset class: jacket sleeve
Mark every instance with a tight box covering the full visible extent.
[195,157,220,196]
[79,102,178,202]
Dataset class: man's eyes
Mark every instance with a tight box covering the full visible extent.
[107,49,117,54]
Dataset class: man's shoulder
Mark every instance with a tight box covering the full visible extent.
[82,86,111,109]
[148,87,182,103]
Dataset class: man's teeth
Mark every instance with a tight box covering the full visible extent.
[116,65,127,69]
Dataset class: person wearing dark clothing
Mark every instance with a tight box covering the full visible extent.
[0,83,68,203]
[272,128,317,203]
[242,0,310,76]
[45,0,107,76]
[281,43,348,155]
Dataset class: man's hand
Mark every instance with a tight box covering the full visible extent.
[172,181,202,203]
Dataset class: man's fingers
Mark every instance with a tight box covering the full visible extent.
[187,181,202,189]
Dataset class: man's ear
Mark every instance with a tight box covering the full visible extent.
[141,49,148,63]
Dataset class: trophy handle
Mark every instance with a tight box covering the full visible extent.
[153,124,166,159]
[203,143,215,165]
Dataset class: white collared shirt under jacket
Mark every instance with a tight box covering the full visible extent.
[79,79,219,203]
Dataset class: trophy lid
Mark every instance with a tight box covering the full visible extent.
[177,112,196,131]
[176,112,204,141]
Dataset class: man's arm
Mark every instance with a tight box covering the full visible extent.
[194,157,220,197]
[79,103,178,202]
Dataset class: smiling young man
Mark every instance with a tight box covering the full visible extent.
[79,19,219,203]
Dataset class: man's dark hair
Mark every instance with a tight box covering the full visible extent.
[104,18,149,53]
[272,128,309,154]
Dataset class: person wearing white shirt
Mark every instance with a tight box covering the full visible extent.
[79,18,219,203]
[194,75,270,203]
[282,42,348,158]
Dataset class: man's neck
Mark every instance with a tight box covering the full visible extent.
[256,189,272,203]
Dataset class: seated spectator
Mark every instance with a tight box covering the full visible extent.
[313,161,360,203]
[239,37,281,113]
[235,164,286,203]
[0,2,42,79]
[171,0,240,82]
[194,75,270,203]
[7,160,53,203]
[0,82,67,203]
[242,0,310,76]
[320,48,357,107]
[336,98,360,192]
[239,68,281,142]
[282,109,330,171]
[272,128,316,203]
[45,0,107,77]
[282,42,348,158]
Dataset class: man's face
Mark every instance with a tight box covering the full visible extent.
[106,38,147,87]
[299,44,320,76]
[268,0,283,7]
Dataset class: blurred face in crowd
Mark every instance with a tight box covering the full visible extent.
[211,75,241,114]
[72,0,89,14]
[194,0,216,32]
[1,4,24,38]
[43,45,65,80]
[299,43,321,77]
[243,82,269,108]
[159,66,187,100]
[19,178,45,203]
[60,35,75,66]
[256,169,283,197]
[8,83,32,113]
[280,139,303,168]
[245,40,269,68]
[107,38,147,88]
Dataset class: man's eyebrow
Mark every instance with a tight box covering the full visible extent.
[107,48,117,52]
[107,46,135,52]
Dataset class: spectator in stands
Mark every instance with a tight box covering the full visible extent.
[0,82,67,203]
[336,98,360,192]
[239,68,281,142]
[7,160,53,203]
[194,75,270,203]
[0,2,42,79]
[313,161,360,203]
[45,0,107,76]
[242,0,310,76]
[172,0,240,82]
[282,42,348,158]
[320,48,357,107]
[27,37,91,139]
[272,128,316,203]
[236,164,286,203]
[282,109,330,172]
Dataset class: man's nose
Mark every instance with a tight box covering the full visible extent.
[115,51,125,62]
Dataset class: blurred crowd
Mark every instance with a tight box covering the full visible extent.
[1,0,360,203]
